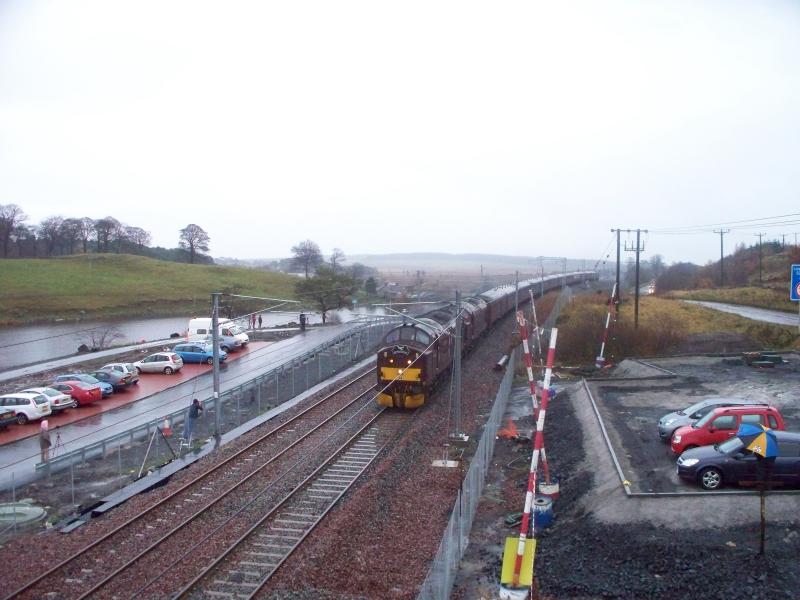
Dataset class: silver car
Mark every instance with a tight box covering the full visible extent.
[21,386,76,411]
[100,362,140,385]
[133,352,184,375]
[657,397,767,441]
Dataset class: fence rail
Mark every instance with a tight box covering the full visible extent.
[416,348,517,599]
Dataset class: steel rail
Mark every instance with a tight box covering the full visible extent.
[74,381,379,599]
[5,369,375,600]
[131,396,388,598]
[173,409,406,599]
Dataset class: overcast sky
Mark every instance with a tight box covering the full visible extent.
[1,0,798,266]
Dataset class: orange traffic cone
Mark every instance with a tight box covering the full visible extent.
[162,417,173,437]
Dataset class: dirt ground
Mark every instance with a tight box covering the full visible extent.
[451,354,800,600]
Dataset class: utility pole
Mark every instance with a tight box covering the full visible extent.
[450,290,467,443]
[755,233,765,284]
[623,229,647,328]
[610,229,622,306]
[211,292,221,440]
[514,271,519,315]
[781,234,786,249]
[714,229,730,286]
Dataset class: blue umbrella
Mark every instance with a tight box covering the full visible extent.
[737,423,778,459]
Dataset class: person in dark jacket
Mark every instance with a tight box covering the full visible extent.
[182,399,203,440]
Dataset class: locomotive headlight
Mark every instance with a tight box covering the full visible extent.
[407,359,412,365]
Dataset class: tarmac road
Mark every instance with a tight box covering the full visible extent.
[0,323,356,490]
[683,300,800,328]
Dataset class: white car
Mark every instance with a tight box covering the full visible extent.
[100,362,140,384]
[21,387,76,411]
[0,392,52,424]
[133,352,184,374]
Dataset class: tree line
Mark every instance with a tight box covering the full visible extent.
[0,203,212,264]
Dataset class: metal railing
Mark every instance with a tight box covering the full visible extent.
[417,348,517,599]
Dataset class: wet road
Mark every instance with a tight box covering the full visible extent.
[683,300,800,328]
[0,324,357,488]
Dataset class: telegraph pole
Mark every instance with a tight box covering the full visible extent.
[755,233,765,284]
[514,271,519,315]
[610,229,622,306]
[623,229,647,328]
[714,229,730,286]
[211,292,221,440]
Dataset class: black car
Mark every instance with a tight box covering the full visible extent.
[91,369,136,392]
[677,431,800,490]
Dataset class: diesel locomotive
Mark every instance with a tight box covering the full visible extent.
[375,271,598,408]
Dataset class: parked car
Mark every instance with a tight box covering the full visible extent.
[51,381,103,406]
[21,386,75,411]
[133,352,184,374]
[54,373,113,398]
[100,363,140,385]
[0,407,17,429]
[187,317,249,352]
[671,405,785,454]
[0,392,52,424]
[91,369,136,392]
[172,342,228,365]
[658,397,768,441]
[677,431,800,490]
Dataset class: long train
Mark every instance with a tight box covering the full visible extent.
[375,271,598,408]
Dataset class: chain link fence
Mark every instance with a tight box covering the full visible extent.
[0,319,400,541]
[416,348,517,600]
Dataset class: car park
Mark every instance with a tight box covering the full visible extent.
[21,386,75,411]
[133,352,184,374]
[172,342,227,365]
[658,397,768,441]
[0,392,52,424]
[51,381,103,406]
[100,363,140,385]
[671,405,785,454]
[54,373,114,398]
[677,431,800,490]
[91,369,136,392]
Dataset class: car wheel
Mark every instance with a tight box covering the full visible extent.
[164,367,174,375]
[699,467,723,490]
[136,367,142,374]
[206,357,214,365]
[71,401,78,409]
[16,413,28,425]
[221,346,230,353]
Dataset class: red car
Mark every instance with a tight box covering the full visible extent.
[671,405,785,454]
[52,381,103,406]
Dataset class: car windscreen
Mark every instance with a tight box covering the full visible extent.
[33,395,49,405]
[680,400,708,416]
[718,438,745,454]
[229,325,244,335]
[693,410,718,428]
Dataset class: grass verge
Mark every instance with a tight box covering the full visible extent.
[664,287,796,313]
[0,254,299,325]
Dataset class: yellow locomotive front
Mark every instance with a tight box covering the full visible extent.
[376,323,435,408]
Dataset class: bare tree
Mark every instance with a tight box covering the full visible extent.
[59,218,84,254]
[77,217,95,253]
[330,248,345,271]
[94,217,121,253]
[38,216,64,256]
[291,239,323,278]
[179,224,210,264]
[82,325,125,351]
[125,226,151,250]
[0,203,27,257]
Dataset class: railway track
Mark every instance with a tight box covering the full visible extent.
[6,369,377,600]
[176,408,410,599]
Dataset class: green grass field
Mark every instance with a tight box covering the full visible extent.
[664,287,796,313]
[0,254,300,325]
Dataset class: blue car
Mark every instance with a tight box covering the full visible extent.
[172,342,228,365]
[54,373,114,397]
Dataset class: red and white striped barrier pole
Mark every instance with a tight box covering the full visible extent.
[512,328,558,588]
[529,290,543,368]
[596,283,617,368]
[517,311,539,414]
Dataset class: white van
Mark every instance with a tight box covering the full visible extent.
[187,318,249,352]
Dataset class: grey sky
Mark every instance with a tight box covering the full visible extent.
[1,1,798,266]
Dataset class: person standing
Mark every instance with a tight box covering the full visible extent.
[258,314,262,329]
[39,420,51,462]
[183,399,203,440]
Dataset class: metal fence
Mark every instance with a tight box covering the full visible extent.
[0,318,400,539]
[416,348,517,600]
